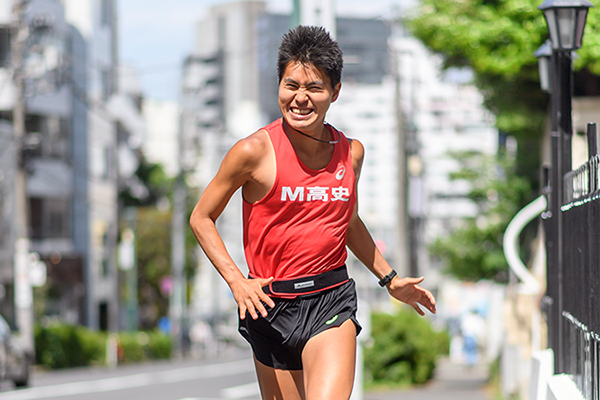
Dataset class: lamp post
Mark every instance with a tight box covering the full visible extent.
[539,0,593,175]
[538,0,593,374]
[534,39,561,373]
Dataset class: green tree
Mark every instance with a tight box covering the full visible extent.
[429,150,531,282]
[118,160,197,328]
[406,0,600,189]
[135,207,172,329]
[120,157,173,207]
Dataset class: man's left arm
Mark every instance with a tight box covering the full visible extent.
[346,139,436,316]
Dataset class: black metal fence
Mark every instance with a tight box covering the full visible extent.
[544,122,600,400]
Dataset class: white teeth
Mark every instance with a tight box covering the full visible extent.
[291,108,311,115]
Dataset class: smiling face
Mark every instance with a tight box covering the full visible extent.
[278,61,341,137]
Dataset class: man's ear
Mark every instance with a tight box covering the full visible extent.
[332,82,342,103]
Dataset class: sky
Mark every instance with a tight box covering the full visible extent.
[118,0,412,102]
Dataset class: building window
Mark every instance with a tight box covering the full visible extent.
[41,116,70,160]
[99,302,108,331]
[217,16,227,49]
[29,198,71,239]
[0,28,10,68]
[0,190,5,248]
[101,68,110,101]
[101,231,110,277]
[92,143,113,180]
[101,0,111,26]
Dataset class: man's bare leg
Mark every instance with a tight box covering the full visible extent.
[254,355,305,400]
[301,319,357,400]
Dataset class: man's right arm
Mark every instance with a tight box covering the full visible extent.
[189,133,275,320]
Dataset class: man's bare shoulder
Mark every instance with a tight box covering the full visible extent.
[347,138,365,181]
[226,129,271,168]
[225,129,275,201]
[348,138,364,162]
[239,129,271,154]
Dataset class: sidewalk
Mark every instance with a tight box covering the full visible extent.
[365,358,493,400]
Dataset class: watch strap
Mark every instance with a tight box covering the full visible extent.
[378,269,397,287]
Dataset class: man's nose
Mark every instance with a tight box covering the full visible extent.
[295,90,308,103]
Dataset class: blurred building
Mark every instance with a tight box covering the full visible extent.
[182,2,405,317]
[62,0,122,331]
[183,1,267,323]
[142,98,179,178]
[0,0,144,333]
[0,0,83,328]
[182,1,499,322]
[394,32,499,288]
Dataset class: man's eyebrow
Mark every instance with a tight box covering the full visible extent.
[283,77,325,86]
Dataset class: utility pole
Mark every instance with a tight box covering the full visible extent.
[170,171,186,358]
[170,97,190,357]
[11,0,34,352]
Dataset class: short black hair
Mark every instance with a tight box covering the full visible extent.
[277,25,343,88]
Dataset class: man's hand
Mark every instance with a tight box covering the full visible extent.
[387,276,437,316]
[230,277,276,320]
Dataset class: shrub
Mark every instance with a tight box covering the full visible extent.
[35,323,106,369]
[35,323,173,369]
[147,332,172,360]
[116,331,172,363]
[364,307,450,387]
[117,332,146,364]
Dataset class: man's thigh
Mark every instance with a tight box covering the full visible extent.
[301,319,357,400]
[254,355,305,400]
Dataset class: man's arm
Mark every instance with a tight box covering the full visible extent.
[189,132,275,320]
[346,139,436,316]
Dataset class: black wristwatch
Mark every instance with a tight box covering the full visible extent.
[378,269,397,287]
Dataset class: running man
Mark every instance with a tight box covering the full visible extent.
[190,25,436,400]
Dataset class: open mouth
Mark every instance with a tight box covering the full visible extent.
[291,107,313,116]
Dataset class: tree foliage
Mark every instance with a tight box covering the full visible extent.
[429,150,531,282]
[135,207,172,329]
[118,160,197,329]
[406,0,600,188]
[120,157,173,207]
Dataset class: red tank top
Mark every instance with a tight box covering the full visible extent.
[243,119,357,281]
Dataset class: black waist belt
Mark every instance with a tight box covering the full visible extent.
[263,265,349,296]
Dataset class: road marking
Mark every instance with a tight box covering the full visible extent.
[176,398,221,400]
[0,359,254,400]
[221,382,260,398]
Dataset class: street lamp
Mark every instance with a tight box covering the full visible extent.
[539,0,593,51]
[539,0,593,175]
[538,0,593,375]
[534,40,553,93]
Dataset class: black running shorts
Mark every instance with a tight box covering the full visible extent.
[238,279,361,370]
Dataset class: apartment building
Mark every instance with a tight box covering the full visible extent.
[393,32,499,286]
[182,1,499,320]
[182,2,404,316]
[0,0,144,332]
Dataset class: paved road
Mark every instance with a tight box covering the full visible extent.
[0,351,491,400]
[0,349,261,400]
[365,358,492,400]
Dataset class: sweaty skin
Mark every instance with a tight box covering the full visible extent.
[190,59,436,400]
[189,61,436,321]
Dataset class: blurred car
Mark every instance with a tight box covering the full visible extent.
[0,315,31,387]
